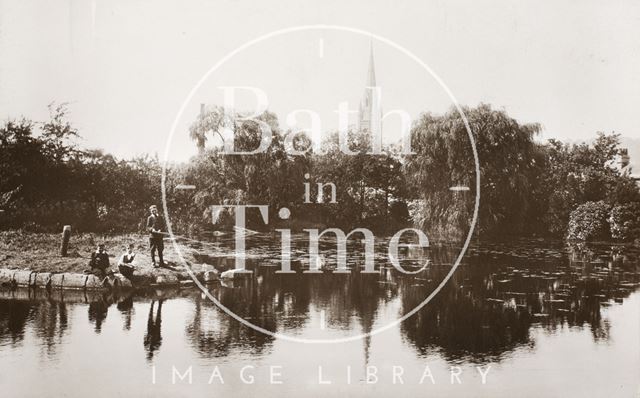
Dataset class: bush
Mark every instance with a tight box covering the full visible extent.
[609,202,640,241]
[566,201,611,241]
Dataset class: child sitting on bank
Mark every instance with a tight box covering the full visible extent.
[117,244,136,279]
[87,243,111,277]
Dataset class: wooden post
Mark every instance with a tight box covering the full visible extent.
[60,225,71,257]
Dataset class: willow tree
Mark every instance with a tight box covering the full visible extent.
[185,106,310,230]
[404,104,541,238]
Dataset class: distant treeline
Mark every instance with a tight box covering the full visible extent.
[1,103,639,241]
[0,104,161,233]
[405,104,640,241]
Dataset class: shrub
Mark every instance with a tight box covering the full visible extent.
[609,202,640,241]
[566,201,611,241]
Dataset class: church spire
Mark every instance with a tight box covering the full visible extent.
[366,41,376,87]
[359,42,382,138]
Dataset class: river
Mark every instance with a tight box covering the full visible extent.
[0,237,638,397]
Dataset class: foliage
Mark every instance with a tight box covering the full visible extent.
[311,130,407,231]
[536,133,640,236]
[404,104,640,240]
[405,104,541,238]
[186,109,407,232]
[181,108,311,230]
[566,201,611,241]
[2,102,640,242]
[608,202,640,241]
[0,105,162,232]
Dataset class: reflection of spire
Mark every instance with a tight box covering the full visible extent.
[363,333,371,372]
[353,274,376,376]
[361,310,373,374]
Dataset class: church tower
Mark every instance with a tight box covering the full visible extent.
[358,43,382,139]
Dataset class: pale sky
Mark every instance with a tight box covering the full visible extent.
[1,0,639,161]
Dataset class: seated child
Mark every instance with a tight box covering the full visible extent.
[117,244,136,279]
[88,243,110,277]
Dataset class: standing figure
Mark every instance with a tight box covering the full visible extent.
[146,205,165,267]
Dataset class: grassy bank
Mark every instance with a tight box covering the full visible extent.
[0,230,192,274]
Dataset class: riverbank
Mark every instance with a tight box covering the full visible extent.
[0,230,219,289]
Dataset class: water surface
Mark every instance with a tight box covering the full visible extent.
[0,238,638,397]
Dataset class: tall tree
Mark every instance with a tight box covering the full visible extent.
[405,104,541,238]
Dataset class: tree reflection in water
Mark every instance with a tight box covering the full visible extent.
[185,293,274,358]
[0,299,34,346]
[0,289,73,358]
[0,240,638,365]
[399,241,640,362]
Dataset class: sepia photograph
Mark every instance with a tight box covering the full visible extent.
[0,1,639,397]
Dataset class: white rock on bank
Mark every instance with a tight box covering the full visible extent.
[155,273,180,285]
[220,268,252,280]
